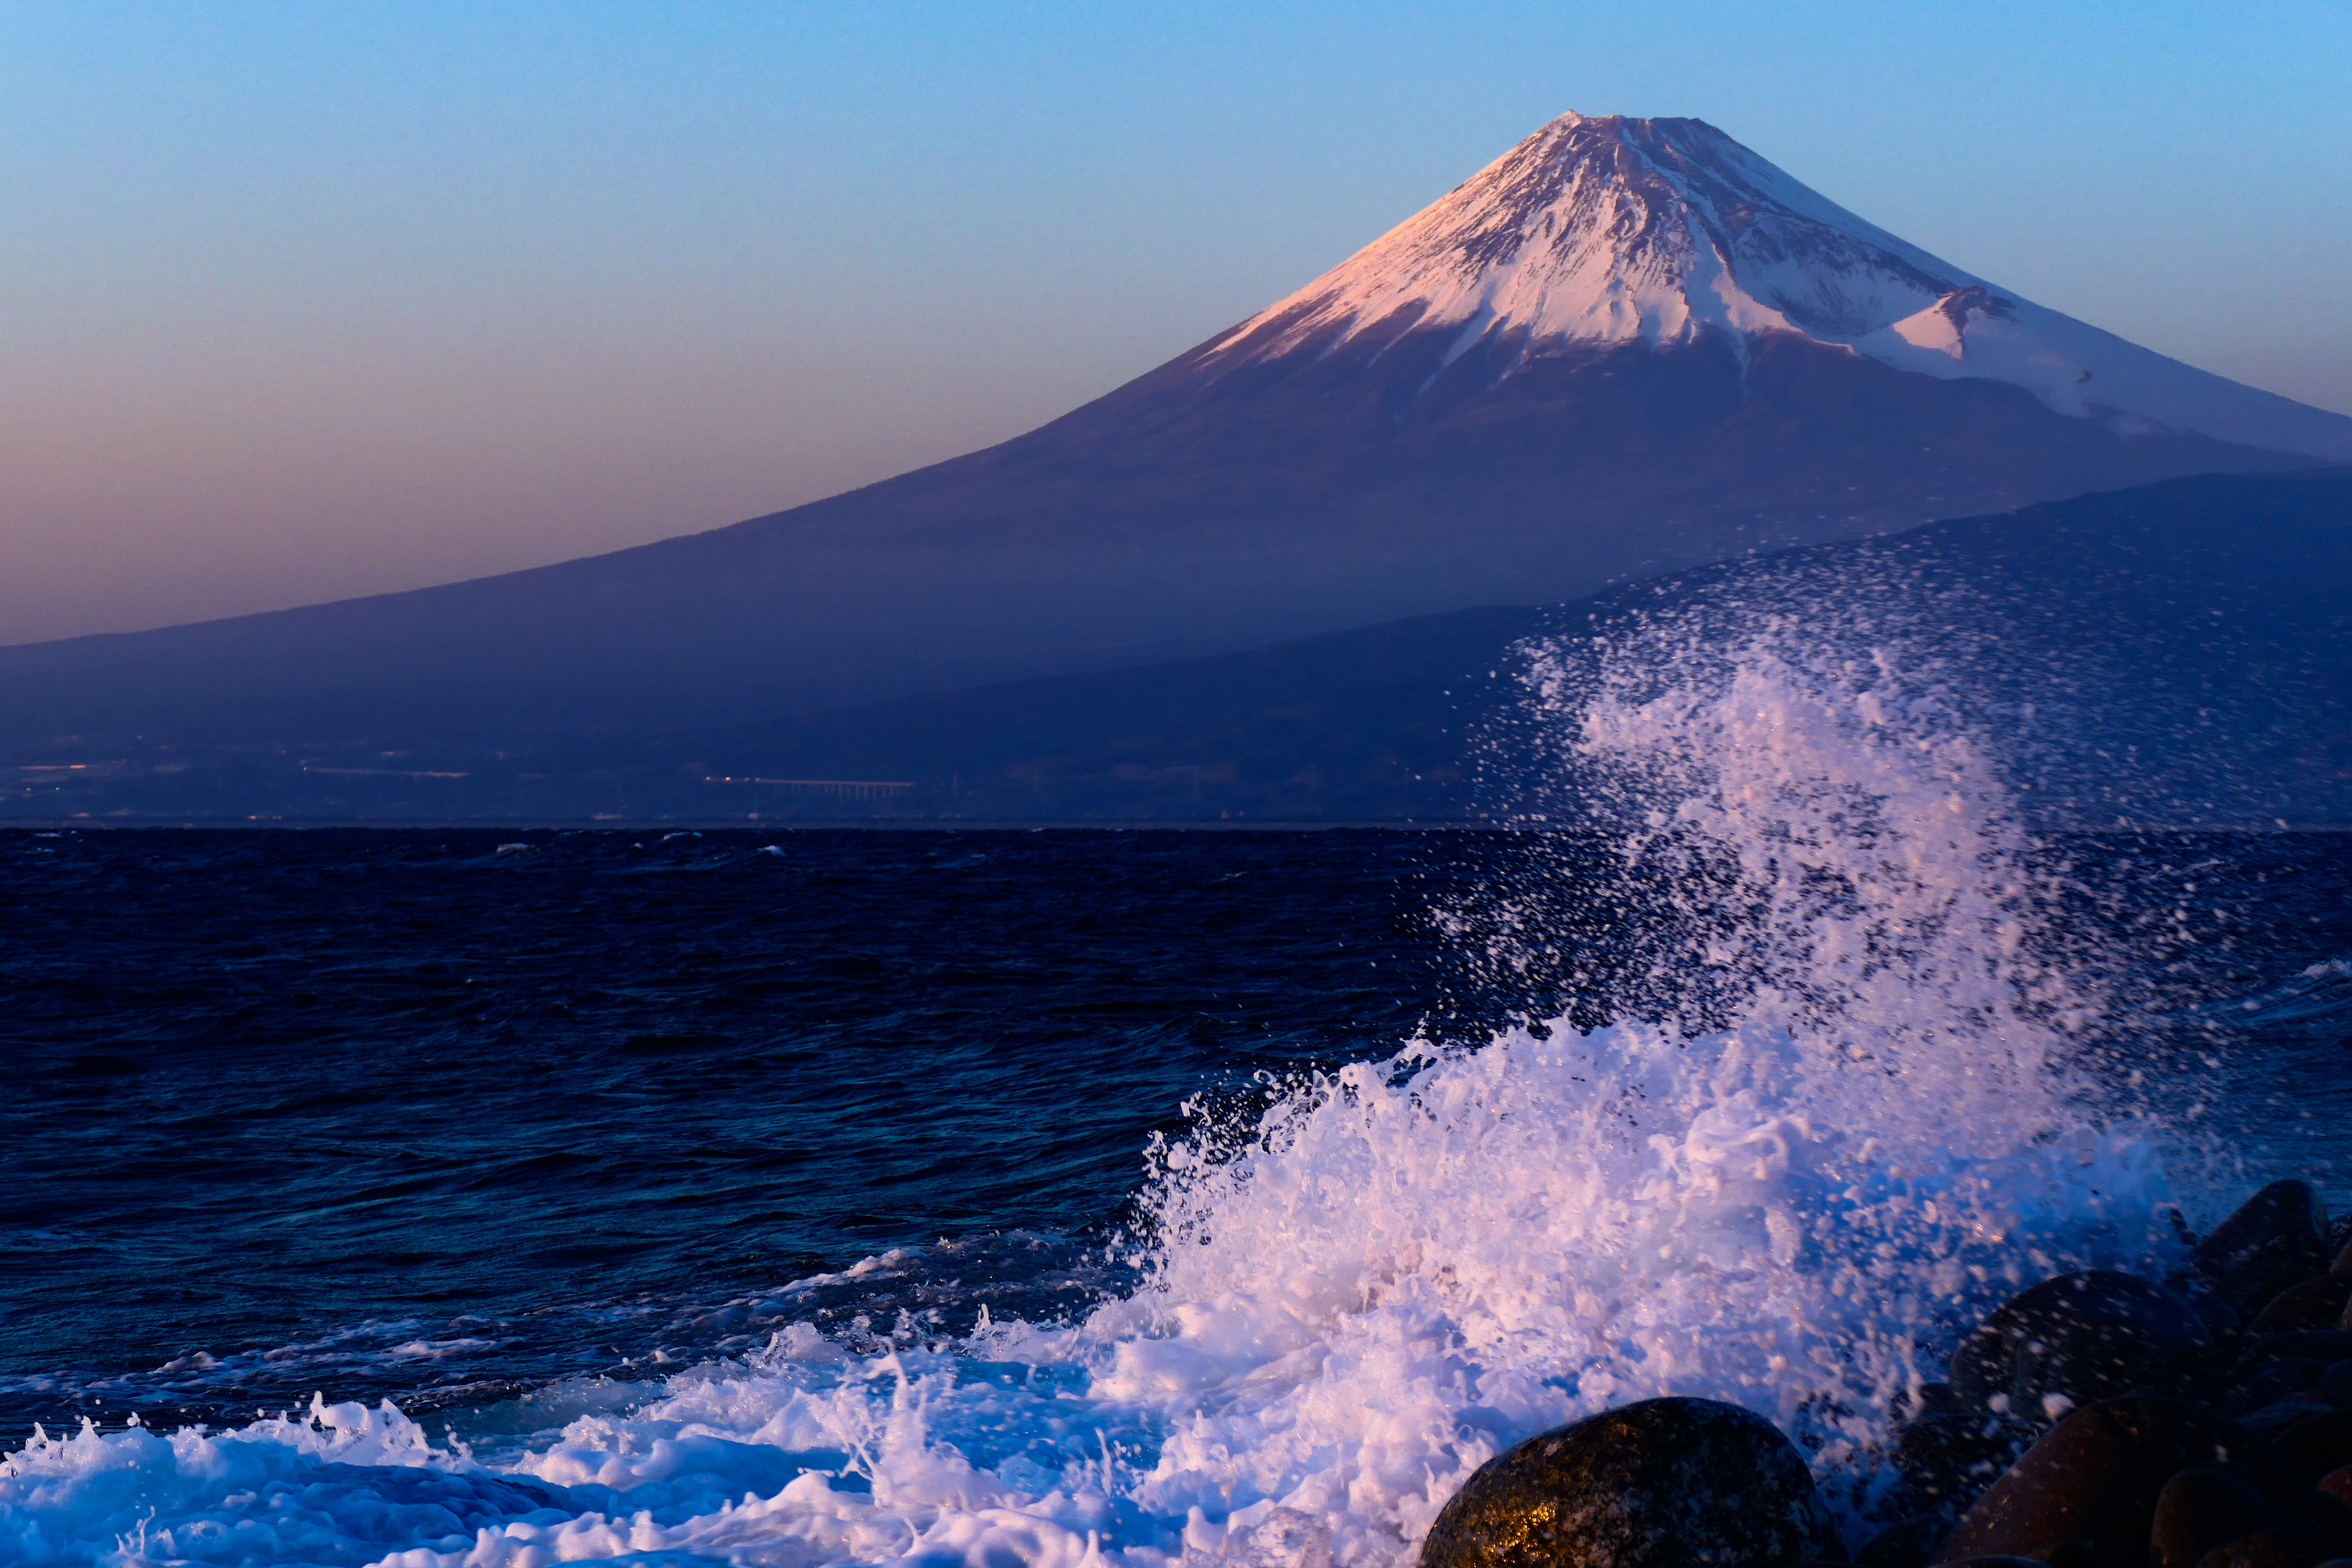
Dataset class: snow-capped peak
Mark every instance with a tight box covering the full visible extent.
[1223,114,1974,357]
[1214,114,2352,462]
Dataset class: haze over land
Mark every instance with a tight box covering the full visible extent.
[4,0,2349,643]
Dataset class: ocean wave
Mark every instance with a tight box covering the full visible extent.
[1,633,2212,1567]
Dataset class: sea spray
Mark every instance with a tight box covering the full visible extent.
[0,634,2198,1568]
[1096,631,2182,1559]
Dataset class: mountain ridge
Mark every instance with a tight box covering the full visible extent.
[5,112,2346,773]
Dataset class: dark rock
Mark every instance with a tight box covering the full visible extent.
[2318,1466,2352,1508]
[1418,1397,1843,1568]
[2276,1411,2352,1485]
[1893,1412,1971,1499]
[2324,1365,2352,1404]
[2329,1216,2352,1274]
[2229,1365,2332,1417]
[1907,1384,1962,1421]
[2157,1477,2308,1567]
[2179,1279,2247,1344]
[2197,1184,2333,1318]
[2150,1462,2352,1568]
[1933,1397,2261,1568]
[1859,1514,1955,1568]
[2194,1531,2335,1568]
[2246,1337,2352,1369]
[2255,1280,2352,1335]
[2242,1399,2343,1442]
[1950,1273,2215,1424]
[1896,1409,2034,1516]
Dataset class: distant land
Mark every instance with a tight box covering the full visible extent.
[6,114,2352,824]
[9,470,2349,826]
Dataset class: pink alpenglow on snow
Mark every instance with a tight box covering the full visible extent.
[1214,114,2352,461]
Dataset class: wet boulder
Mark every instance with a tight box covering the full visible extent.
[2178,1277,2245,1343]
[2226,1365,2332,1419]
[2274,1411,2352,1486]
[1895,1413,2028,1517]
[2149,1462,2352,1568]
[2253,1279,2352,1335]
[2197,1183,2333,1319]
[2247,1335,2352,1368]
[1893,1384,2033,1517]
[2197,1535,2343,1568]
[1951,1272,2216,1423]
[2240,1398,2342,1443]
[1932,1397,2259,1568]
[1419,1397,1843,1568]
[2330,1220,2352,1275]
[1858,1512,1957,1568]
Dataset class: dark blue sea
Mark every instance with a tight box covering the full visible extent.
[5,808,2350,1562]
[2,828,1519,1440]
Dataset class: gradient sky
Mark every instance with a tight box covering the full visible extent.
[5,0,2349,645]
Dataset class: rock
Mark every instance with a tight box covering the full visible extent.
[1418,1397,1844,1568]
[2242,1399,2344,1442]
[1896,1407,2035,1516]
[2195,1532,2338,1568]
[2318,1466,2352,1508]
[1859,1514,1955,1568]
[2244,1337,2352,1371]
[2197,1184,2333,1318]
[2149,1462,2352,1568]
[2319,1365,2352,1404]
[2255,1280,2352,1334]
[2172,1275,2245,1343]
[2154,1471,2313,1566]
[1932,1397,2261,1568]
[2275,1411,2352,1485]
[2228,1363,2331,1416]
[1950,1273,2216,1423]
[1894,1413,1976,1505]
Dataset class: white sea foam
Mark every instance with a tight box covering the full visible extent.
[1,636,2192,1568]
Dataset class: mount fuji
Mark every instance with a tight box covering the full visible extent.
[1210,113,2350,457]
[6,112,2350,808]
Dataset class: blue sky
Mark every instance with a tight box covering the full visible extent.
[4,0,2348,641]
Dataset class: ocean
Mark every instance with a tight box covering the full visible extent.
[7,651,2352,1568]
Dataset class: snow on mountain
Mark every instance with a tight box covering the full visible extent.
[1215,113,2352,463]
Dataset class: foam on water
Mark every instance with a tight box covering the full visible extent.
[3,638,2197,1568]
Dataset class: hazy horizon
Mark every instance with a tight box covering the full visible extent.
[6,0,2349,646]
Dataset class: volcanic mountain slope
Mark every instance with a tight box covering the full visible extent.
[6,112,2350,761]
[19,470,2352,824]
[1209,114,2352,455]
